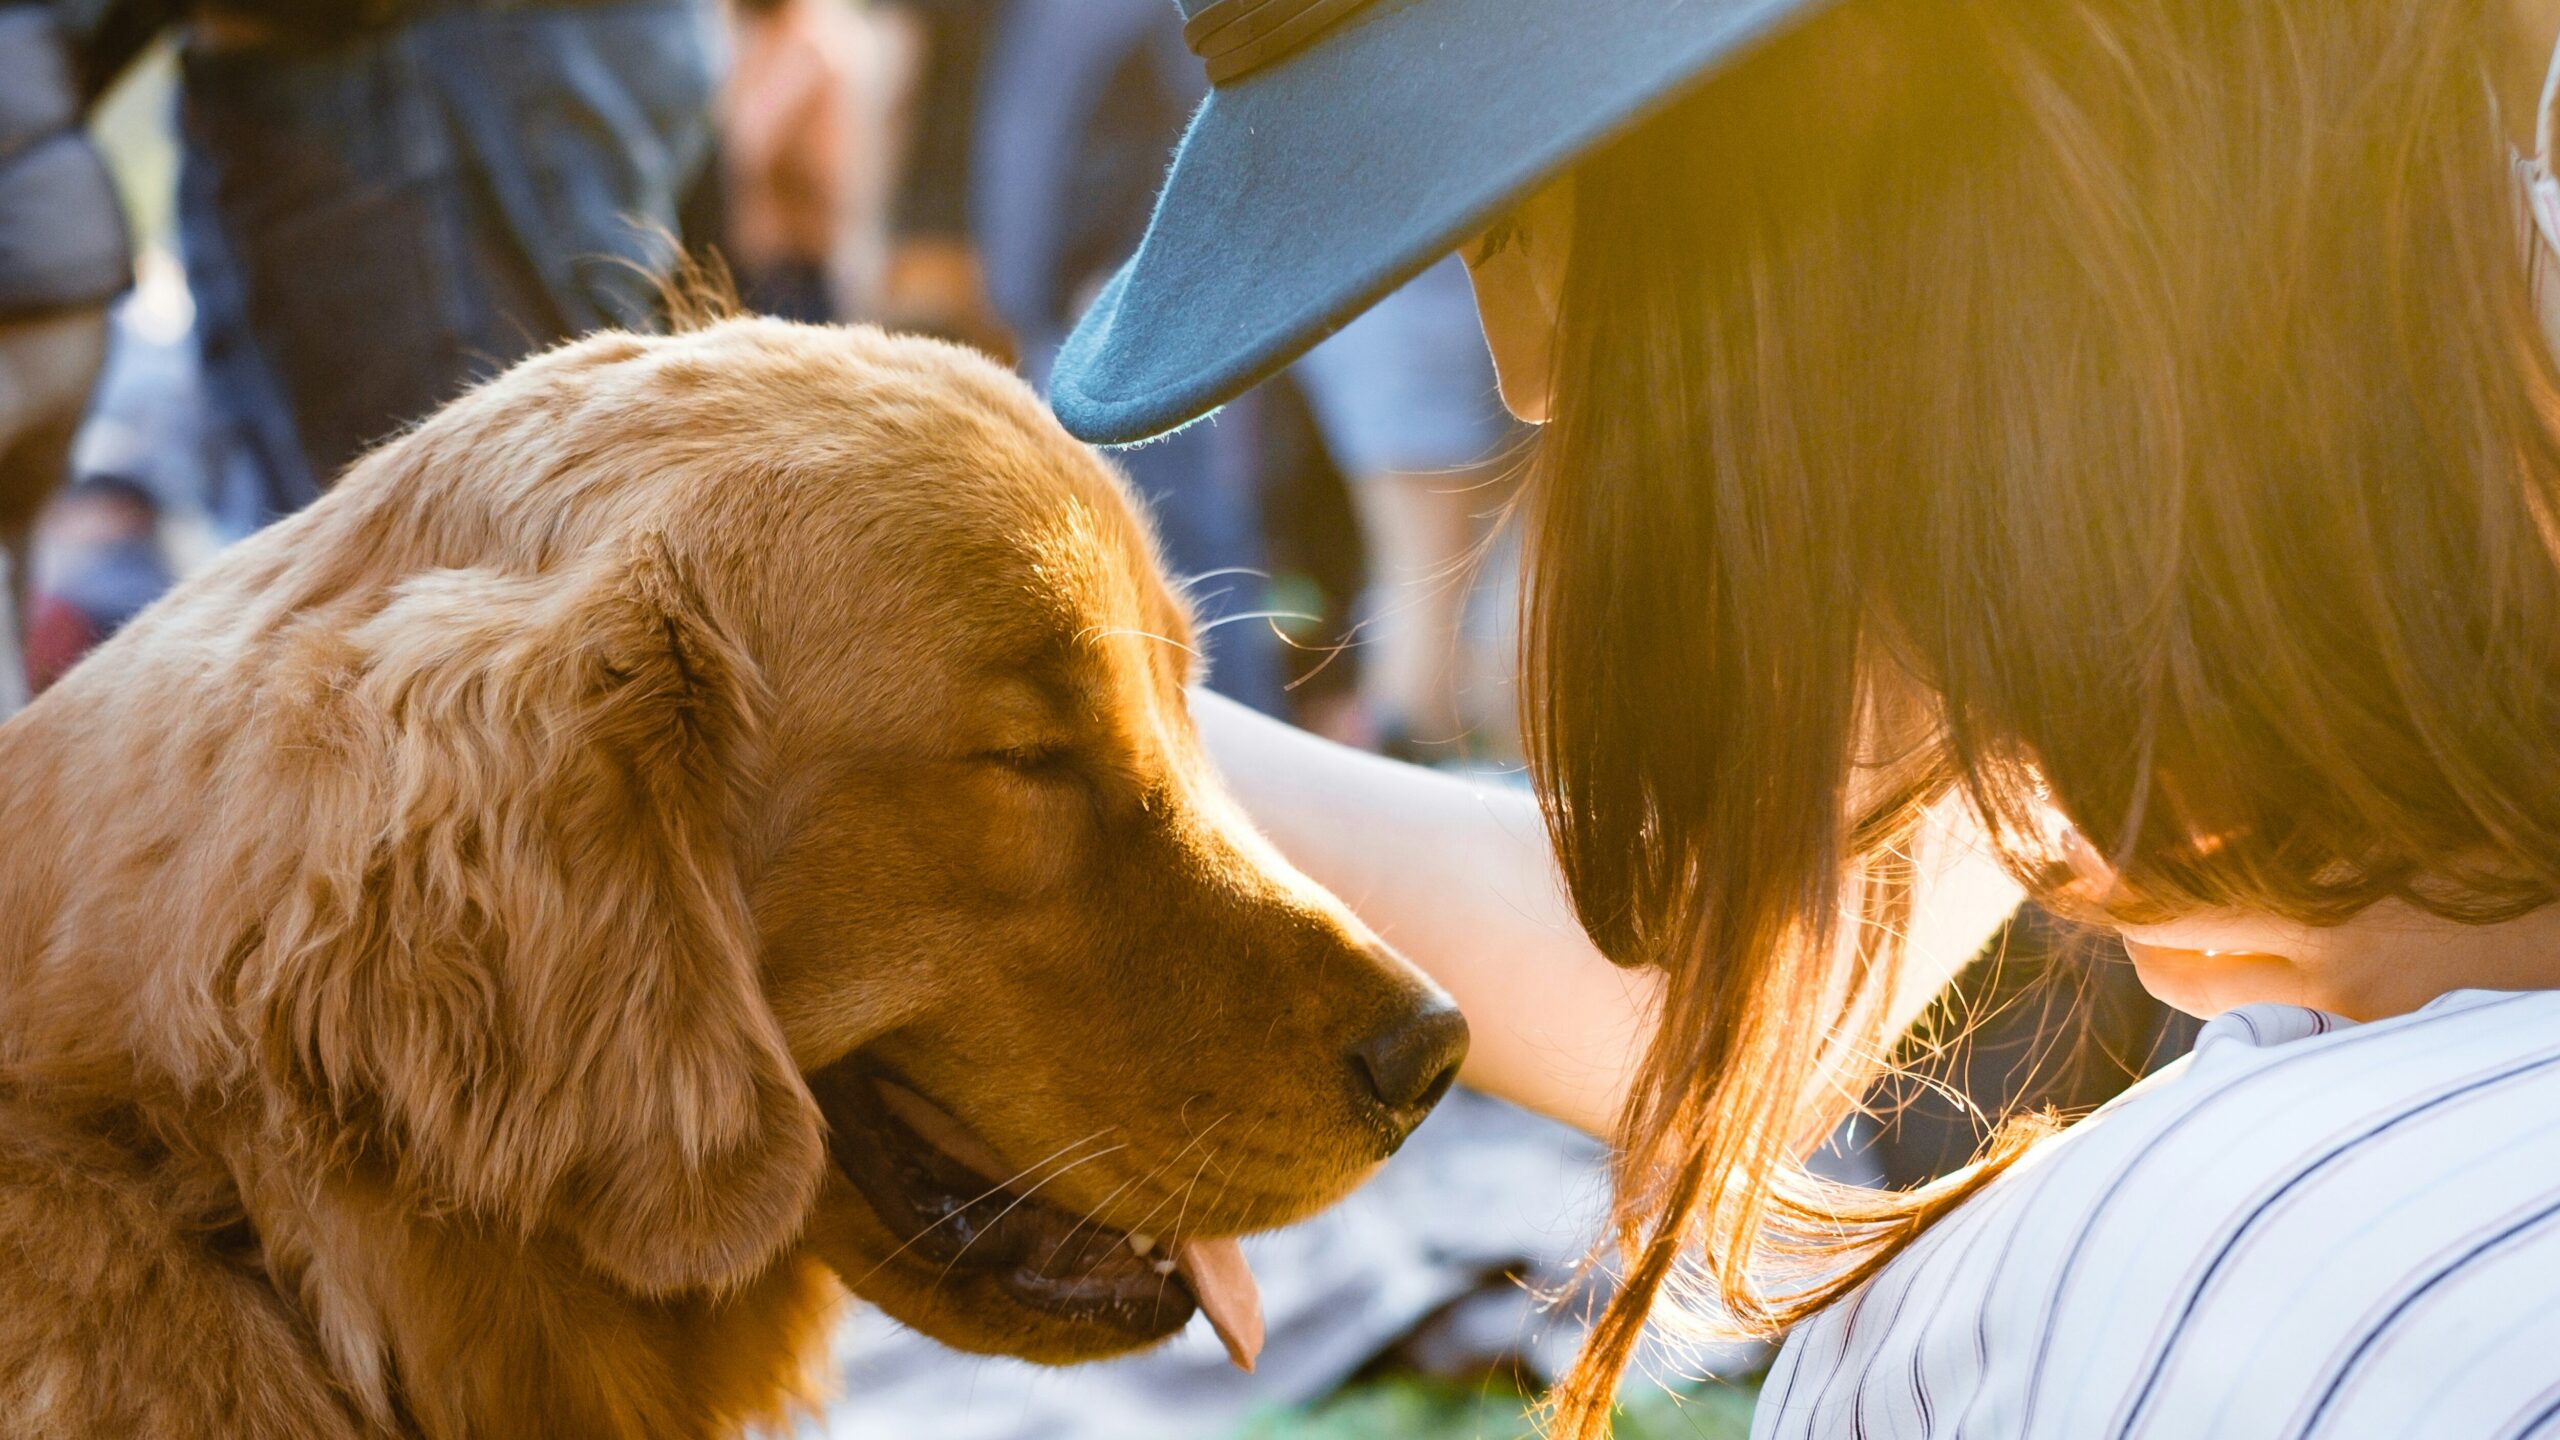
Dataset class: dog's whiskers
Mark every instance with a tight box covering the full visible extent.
[1076,624,1204,659]
[1192,608,1316,638]
[1116,1113,1233,1255]
[1034,1113,1234,1272]
[928,1143,1129,1290]
[1168,1153,1214,1247]
[1036,1171,1148,1282]
[848,1128,1116,1289]
[1148,1150,1221,1315]
[1196,1107,1279,1190]
[1115,1115,1229,1229]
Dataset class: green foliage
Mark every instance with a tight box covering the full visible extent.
[1231,1376,1758,1440]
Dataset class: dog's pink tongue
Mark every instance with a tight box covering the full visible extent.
[1174,1237,1263,1372]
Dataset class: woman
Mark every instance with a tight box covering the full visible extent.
[1053,0,2560,1436]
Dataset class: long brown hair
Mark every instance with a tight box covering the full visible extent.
[1525,0,2560,1431]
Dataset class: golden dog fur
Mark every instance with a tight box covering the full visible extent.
[0,320,1457,1437]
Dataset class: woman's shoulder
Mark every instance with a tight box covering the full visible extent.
[1755,988,2560,1440]
[2076,987,2560,1171]
[1944,988,2560,1248]
[2086,984,2560,1125]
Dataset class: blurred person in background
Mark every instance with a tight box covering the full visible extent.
[974,0,1526,729]
[0,2,129,710]
[1293,257,1519,765]
[173,0,723,526]
[972,0,1283,713]
[867,0,1008,355]
[721,0,900,323]
[23,471,169,693]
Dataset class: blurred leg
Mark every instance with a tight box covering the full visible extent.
[1348,465,1491,747]
[0,305,110,708]
[1112,397,1287,717]
[1293,257,1520,758]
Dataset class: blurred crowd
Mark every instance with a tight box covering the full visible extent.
[5,0,1529,775]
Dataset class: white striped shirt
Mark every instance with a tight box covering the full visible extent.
[1754,987,2560,1440]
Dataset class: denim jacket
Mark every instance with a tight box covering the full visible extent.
[0,3,130,315]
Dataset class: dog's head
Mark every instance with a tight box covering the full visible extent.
[232,319,1462,1367]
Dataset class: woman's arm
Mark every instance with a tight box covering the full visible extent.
[1192,691,2025,1137]
[1193,690,1651,1135]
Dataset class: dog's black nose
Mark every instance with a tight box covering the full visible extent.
[1349,1000,1469,1131]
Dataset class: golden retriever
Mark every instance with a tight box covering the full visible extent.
[0,319,1467,1438]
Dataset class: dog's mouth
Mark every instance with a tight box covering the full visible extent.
[814,1066,1265,1370]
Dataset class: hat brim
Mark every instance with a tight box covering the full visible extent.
[1050,0,1828,446]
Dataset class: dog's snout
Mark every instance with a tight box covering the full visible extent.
[1347,999,1469,1141]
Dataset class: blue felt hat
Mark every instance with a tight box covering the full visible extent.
[1049,0,1831,446]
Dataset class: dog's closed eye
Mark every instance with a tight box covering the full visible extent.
[977,743,1077,777]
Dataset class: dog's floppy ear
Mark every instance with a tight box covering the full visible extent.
[257,532,822,1296]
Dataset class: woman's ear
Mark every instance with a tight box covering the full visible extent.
[254,532,823,1296]
[1463,173,1575,424]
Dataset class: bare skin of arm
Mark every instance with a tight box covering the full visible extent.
[1195,690,1651,1135]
